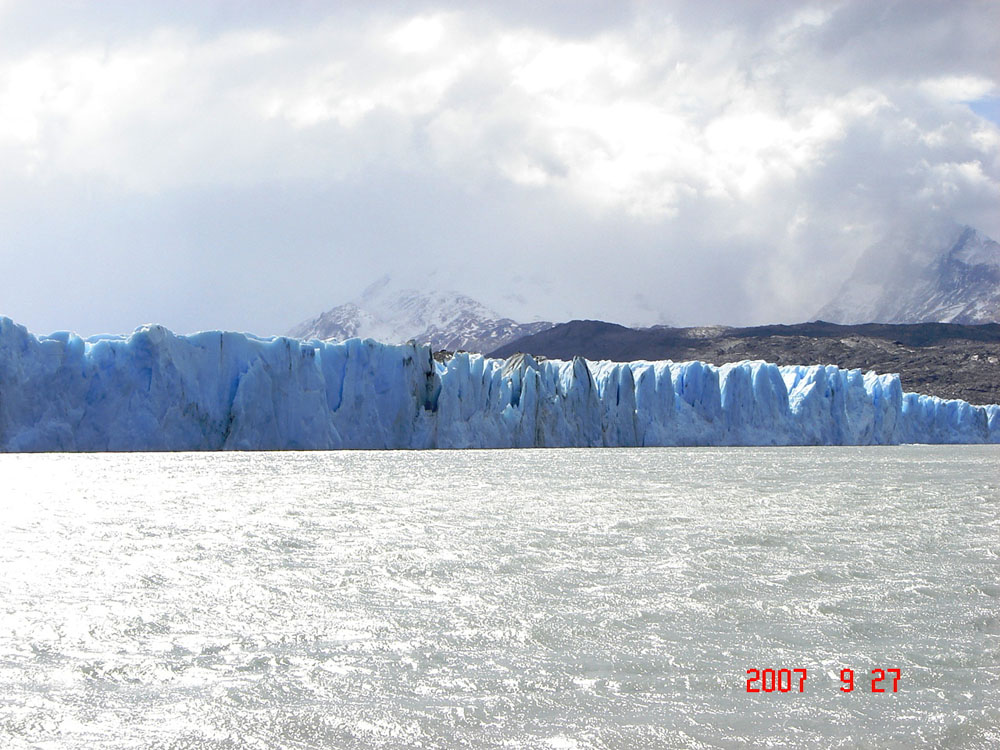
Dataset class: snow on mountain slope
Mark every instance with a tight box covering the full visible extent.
[1,316,996,451]
[288,276,553,352]
[817,224,1000,324]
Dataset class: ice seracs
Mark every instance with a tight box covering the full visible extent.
[0,316,996,451]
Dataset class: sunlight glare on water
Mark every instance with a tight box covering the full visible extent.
[0,447,998,748]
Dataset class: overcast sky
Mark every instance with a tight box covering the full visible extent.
[1,0,998,335]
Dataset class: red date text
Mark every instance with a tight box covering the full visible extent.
[746,668,901,693]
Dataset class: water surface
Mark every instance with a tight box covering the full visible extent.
[1,447,998,748]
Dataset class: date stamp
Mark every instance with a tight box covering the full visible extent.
[746,668,901,693]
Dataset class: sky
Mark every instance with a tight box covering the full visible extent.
[1,0,998,336]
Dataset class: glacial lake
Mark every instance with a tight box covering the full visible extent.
[1,447,998,749]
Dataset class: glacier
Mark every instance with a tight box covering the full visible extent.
[0,317,997,451]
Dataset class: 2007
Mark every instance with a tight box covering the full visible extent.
[746,668,807,693]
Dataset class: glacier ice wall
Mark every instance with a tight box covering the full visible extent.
[0,317,997,451]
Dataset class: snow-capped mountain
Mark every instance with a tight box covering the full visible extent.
[816,224,1000,324]
[288,276,553,352]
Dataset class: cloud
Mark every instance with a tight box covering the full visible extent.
[921,75,995,102]
[0,1,998,334]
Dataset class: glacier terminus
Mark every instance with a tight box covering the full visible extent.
[0,316,997,451]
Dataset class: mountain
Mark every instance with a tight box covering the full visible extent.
[288,276,553,352]
[488,319,1000,405]
[816,224,1000,324]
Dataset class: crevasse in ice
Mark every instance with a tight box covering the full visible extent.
[0,317,996,451]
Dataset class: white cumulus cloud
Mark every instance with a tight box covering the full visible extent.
[0,0,997,334]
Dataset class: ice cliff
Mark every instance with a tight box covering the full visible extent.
[1,317,997,451]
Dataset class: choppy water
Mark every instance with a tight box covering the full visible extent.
[1,447,998,749]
